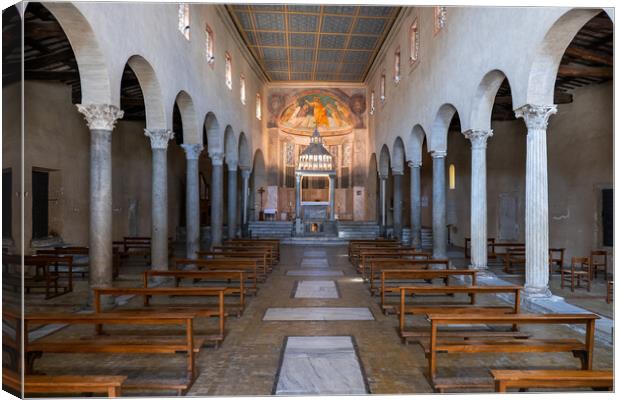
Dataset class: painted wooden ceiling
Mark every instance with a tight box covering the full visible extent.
[227,4,401,82]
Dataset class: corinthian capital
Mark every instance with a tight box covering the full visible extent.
[144,129,175,149]
[76,104,124,130]
[210,151,225,166]
[240,167,252,179]
[181,143,203,160]
[463,129,493,150]
[430,150,447,159]
[514,104,557,130]
[408,160,422,168]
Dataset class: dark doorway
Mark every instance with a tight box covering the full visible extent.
[32,170,49,239]
[3,169,12,238]
[602,188,613,247]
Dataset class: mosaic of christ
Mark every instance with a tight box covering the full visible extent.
[279,93,354,135]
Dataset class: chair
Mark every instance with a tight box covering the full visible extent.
[589,250,608,280]
[548,248,565,279]
[561,256,591,292]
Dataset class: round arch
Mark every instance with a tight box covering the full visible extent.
[238,132,251,169]
[123,55,166,129]
[391,136,406,174]
[430,103,460,153]
[174,91,199,144]
[408,124,427,165]
[203,112,222,152]
[224,125,238,167]
[469,69,511,131]
[378,144,391,177]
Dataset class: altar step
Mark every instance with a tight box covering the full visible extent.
[336,222,380,240]
[248,221,293,238]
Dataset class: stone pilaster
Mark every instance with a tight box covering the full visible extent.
[240,167,251,236]
[210,151,225,247]
[408,161,422,248]
[463,129,493,272]
[431,150,447,259]
[515,104,557,298]
[144,129,174,271]
[76,104,123,302]
[392,169,404,240]
[227,160,239,239]
[181,143,203,261]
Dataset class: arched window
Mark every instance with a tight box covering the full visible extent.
[370,90,375,115]
[178,3,190,40]
[434,6,447,34]
[240,74,246,105]
[449,164,456,190]
[225,52,232,90]
[394,47,401,83]
[380,73,386,102]
[410,18,419,64]
[205,24,214,65]
[256,93,262,120]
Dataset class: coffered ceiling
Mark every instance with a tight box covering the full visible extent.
[227,4,401,82]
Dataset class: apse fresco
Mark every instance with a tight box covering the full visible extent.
[268,88,367,133]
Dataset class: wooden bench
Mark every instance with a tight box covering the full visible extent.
[488,242,524,260]
[504,247,526,273]
[348,240,400,264]
[399,285,522,343]
[3,254,68,299]
[359,250,430,278]
[213,245,275,268]
[379,269,477,314]
[113,236,174,266]
[464,237,495,259]
[2,368,127,397]
[23,311,202,394]
[226,239,280,262]
[424,313,599,392]
[144,269,247,316]
[368,259,450,295]
[490,369,613,392]
[93,287,228,344]
[180,257,260,290]
[197,251,268,279]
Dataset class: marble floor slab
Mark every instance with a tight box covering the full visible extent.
[294,280,339,299]
[300,258,329,268]
[263,307,374,321]
[286,270,344,277]
[274,336,368,395]
[302,250,327,258]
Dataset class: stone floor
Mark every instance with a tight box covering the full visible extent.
[12,244,616,396]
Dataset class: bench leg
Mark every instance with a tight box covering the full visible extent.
[108,386,121,397]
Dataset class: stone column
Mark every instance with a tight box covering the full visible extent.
[408,161,422,248]
[227,160,238,239]
[210,152,224,247]
[295,174,301,218]
[181,144,202,261]
[240,167,251,236]
[144,129,174,271]
[515,104,557,298]
[431,150,447,259]
[76,104,123,300]
[379,173,387,235]
[329,175,336,221]
[392,169,403,240]
[463,130,493,271]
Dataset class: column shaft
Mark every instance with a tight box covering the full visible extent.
[182,144,202,261]
[210,153,224,247]
[409,162,422,248]
[392,172,403,239]
[432,151,447,259]
[295,174,301,218]
[379,175,387,234]
[227,167,238,239]
[151,148,168,270]
[329,175,336,221]
[241,168,251,236]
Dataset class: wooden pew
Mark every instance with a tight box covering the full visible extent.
[490,369,613,392]
[359,250,430,278]
[2,368,127,397]
[176,258,259,293]
[23,311,202,394]
[197,251,268,279]
[488,242,524,260]
[399,285,522,343]
[464,237,495,259]
[348,240,400,264]
[93,287,228,344]
[424,313,599,392]
[226,239,280,263]
[2,255,67,299]
[213,245,275,268]
[144,269,246,316]
[379,269,477,314]
[368,259,450,295]
[504,247,526,273]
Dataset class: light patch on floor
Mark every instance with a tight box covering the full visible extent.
[263,307,374,321]
[286,270,344,277]
[302,250,327,258]
[294,280,339,299]
[274,336,368,395]
[300,258,329,268]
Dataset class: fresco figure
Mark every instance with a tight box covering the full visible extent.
[305,96,329,128]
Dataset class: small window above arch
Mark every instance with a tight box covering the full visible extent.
[225,52,232,90]
[178,3,190,40]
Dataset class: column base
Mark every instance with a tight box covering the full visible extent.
[522,284,553,299]
[469,264,493,277]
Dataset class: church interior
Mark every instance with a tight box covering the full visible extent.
[1,1,615,397]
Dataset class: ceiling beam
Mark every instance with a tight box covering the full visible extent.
[557,65,612,78]
[25,70,79,80]
[564,46,612,66]
[494,91,573,106]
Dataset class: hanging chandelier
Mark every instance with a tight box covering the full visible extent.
[297,127,334,172]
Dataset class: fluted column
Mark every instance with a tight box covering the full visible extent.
[463,129,493,271]
[240,167,251,236]
[210,152,224,247]
[392,169,404,240]
[408,161,422,248]
[144,129,174,271]
[379,173,387,235]
[329,175,336,221]
[227,160,238,239]
[76,104,123,301]
[181,144,203,261]
[515,104,557,298]
[431,150,447,259]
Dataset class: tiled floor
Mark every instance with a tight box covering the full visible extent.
[16,244,615,396]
